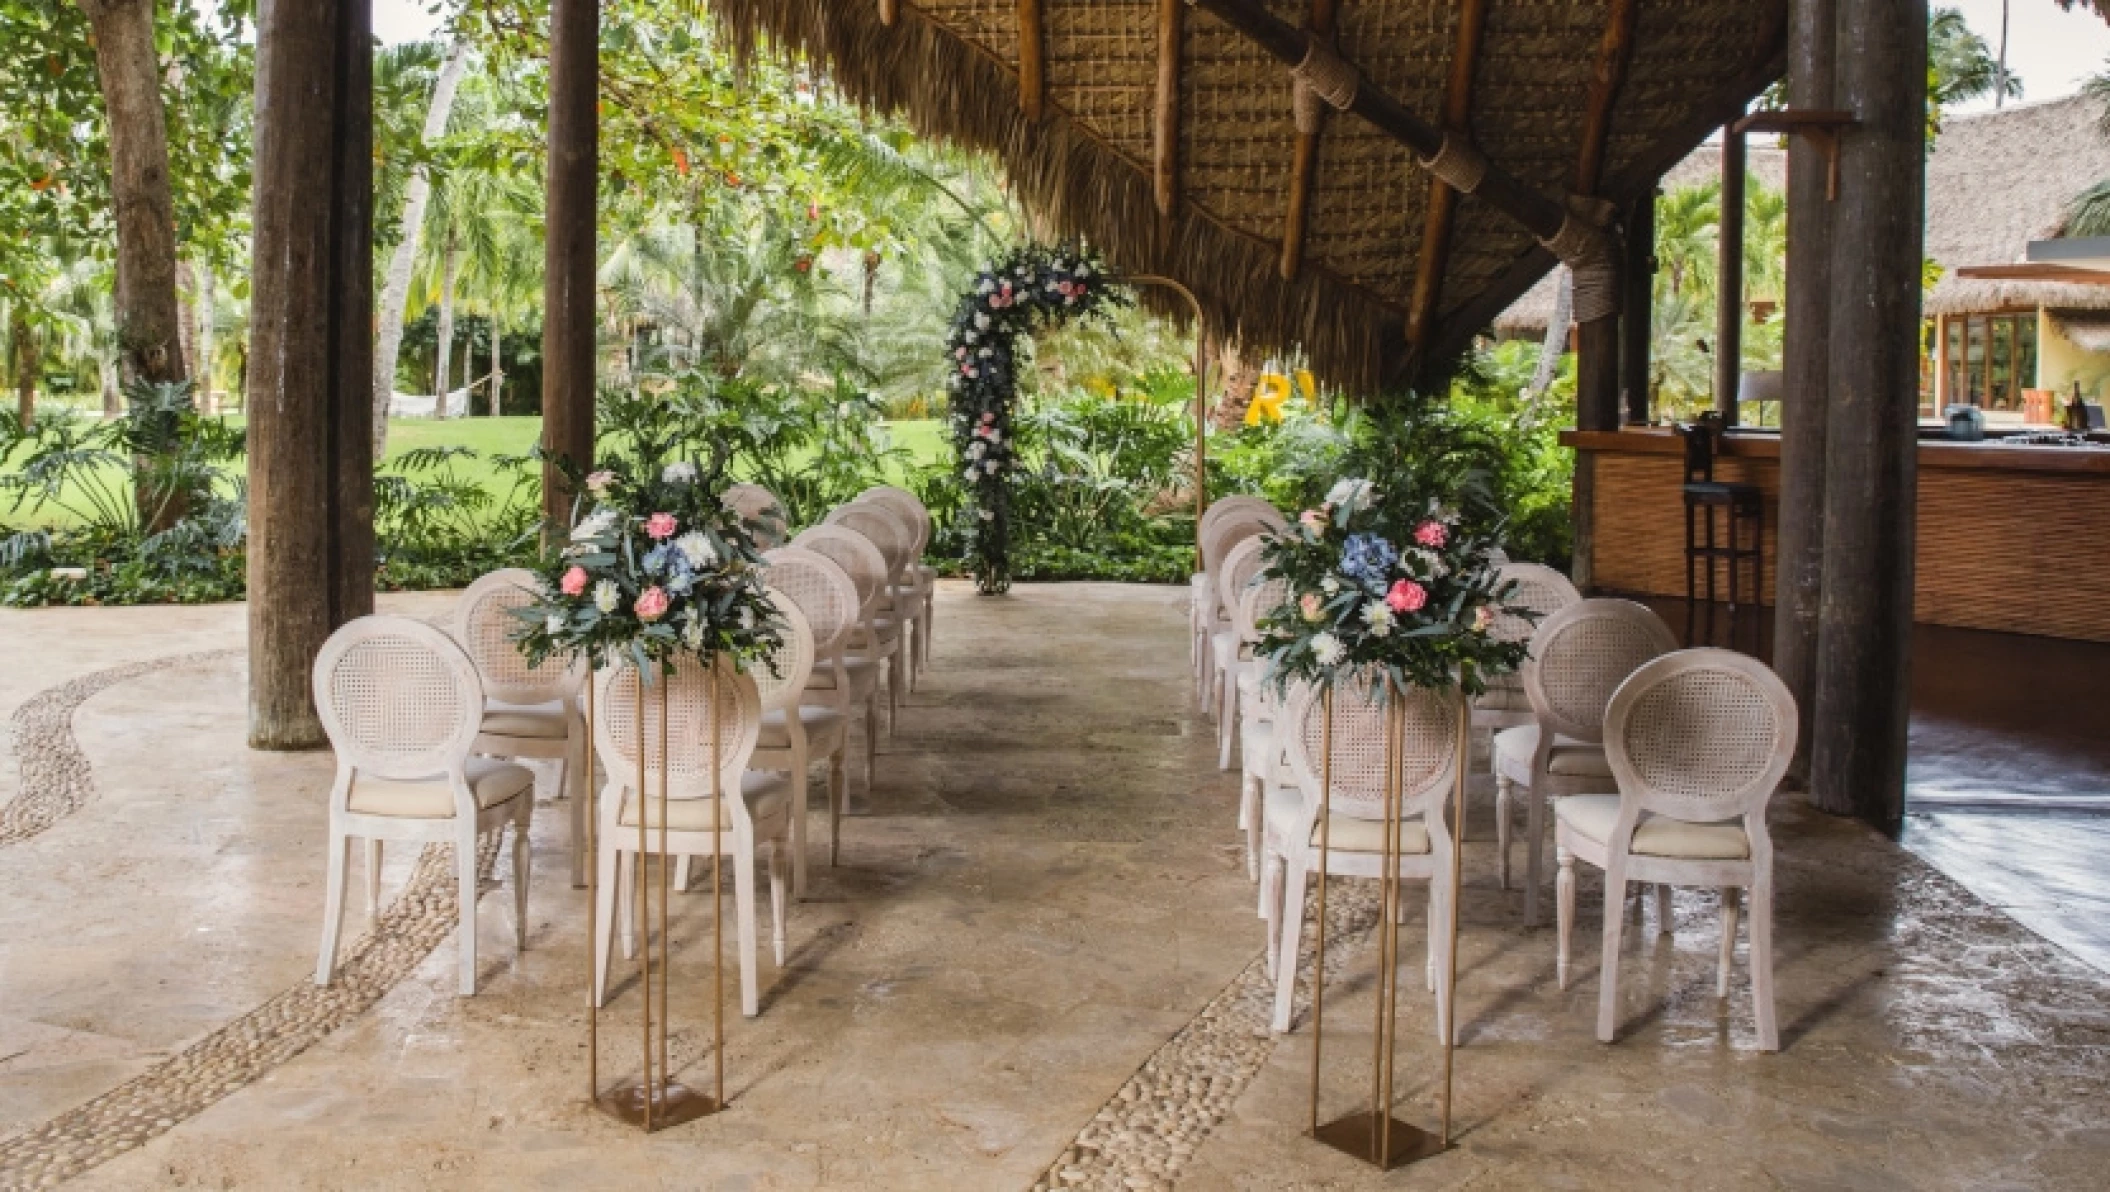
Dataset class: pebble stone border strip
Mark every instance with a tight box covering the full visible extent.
[0,834,503,1192]
[1030,877,1389,1192]
[0,650,236,848]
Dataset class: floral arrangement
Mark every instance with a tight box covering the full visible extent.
[945,243,1128,593]
[1255,473,1529,698]
[511,395,781,676]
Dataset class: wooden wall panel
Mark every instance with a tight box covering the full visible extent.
[1578,437,2110,643]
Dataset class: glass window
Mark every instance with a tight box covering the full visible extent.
[1992,317,2014,410]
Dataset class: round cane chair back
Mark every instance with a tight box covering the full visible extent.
[1605,649,1797,825]
[1202,509,1285,579]
[1235,576,1289,644]
[313,615,485,781]
[857,485,931,556]
[749,590,816,713]
[592,658,762,800]
[453,568,585,706]
[827,502,913,583]
[761,545,860,659]
[1489,562,1580,646]
[1280,676,1461,824]
[1216,535,1270,624]
[1522,599,1679,744]
[792,525,888,614]
[1199,495,1279,542]
[723,483,789,547]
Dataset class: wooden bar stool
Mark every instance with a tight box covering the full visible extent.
[1674,420,1762,626]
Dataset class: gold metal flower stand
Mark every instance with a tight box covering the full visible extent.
[583,666,729,1131]
[1305,680,1469,1170]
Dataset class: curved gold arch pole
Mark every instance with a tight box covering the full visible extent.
[1126,275,1211,569]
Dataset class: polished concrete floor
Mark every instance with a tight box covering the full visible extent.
[1,584,2106,1189]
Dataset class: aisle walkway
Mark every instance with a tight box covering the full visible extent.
[0,584,2105,1190]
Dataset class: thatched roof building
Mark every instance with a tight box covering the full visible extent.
[1492,141,1786,339]
[715,0,1787,392]
[1924,94,2110,319]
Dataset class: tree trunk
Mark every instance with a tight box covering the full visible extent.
[1810,0,1925,834]
[489,309,503,417]
[542,0,600,533]
[371,36,471,454]
[10,308,35,428]
[195,261,217,413]
[176,259,197,379]
[435,228,457,416]
[1529,268,1573,399]
[77,0,186,390]
[100,356,120,418]
[247,0,376,750]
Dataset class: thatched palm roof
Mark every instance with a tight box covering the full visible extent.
[716,0,1786,391]
[1925,94,2110,317]
[1493,142,1786,338]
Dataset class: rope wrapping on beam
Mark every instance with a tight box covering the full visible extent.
[1291,38,1360,111]
[1292,79,1326,135]
[1418,135,1487,194]
[1541,195,1621,323]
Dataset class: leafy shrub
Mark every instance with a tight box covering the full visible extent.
[373,446,541,591]
[668,370,906,527]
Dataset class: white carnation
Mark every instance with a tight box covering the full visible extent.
[675,531,716,570]
[593,579,621,614]
[1310,632,1345,666]
[661,461,698,485]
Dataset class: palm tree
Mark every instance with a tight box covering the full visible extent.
[372,37,471,451]
[1929,8,2023,108]
[1654,183,1720,302]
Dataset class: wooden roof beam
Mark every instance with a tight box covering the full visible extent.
[1574,0,1639,194]
[1020,0,1046,121]
[1403,0,1489,348]
[1278,0,1340,280]
[1155,0,1182,220]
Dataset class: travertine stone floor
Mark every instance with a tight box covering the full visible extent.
[1,584,2107,1190]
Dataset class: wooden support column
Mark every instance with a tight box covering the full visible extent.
[1774,0,1836,779]
[1279,0,1339,279]
[1154,0,1182,221]
[543,0,599,532]
[1714,126,1747,424]
[1019,0,1047,122]
[246,0,375,749]
[1620,189,1655,424]
[1812,0,1926,835]
[1571,0,1636,432]
[1403,0,1489,351]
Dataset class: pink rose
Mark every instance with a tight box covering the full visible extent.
[559,566,588,597]
[585,470,615,495]
[1386,579,1427,614]
[1298,509,1327,534]
[1299,593,1326,623]
[1472,604,1495,633]
[1413,521,1448,549]
[634,586,670,621]
[645,513,678,540]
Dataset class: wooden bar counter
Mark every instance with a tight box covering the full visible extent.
[1562,427,2110,642]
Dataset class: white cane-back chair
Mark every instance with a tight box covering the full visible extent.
[1557,648,1795,1050]
[765,545,875,835]
[312,615,534,997]
[1495,599,1678,926]
[745,592,843,895]
[1234,576,1290,881]
[592,658,788,1018]
[1194,503,1286,694]
[1192,496,1279,653]
[724,483,790,548]
[1475,563,1581,887]
[828,501,924,697]
[857,485,938,674]
[1263,676,1462,1037]
[453,569,589,885]
[1211,534,1272,767]
[793,523,903,734]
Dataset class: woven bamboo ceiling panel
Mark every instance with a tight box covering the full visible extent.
[717,0,1786,391]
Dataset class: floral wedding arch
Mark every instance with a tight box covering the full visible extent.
[944,244,1127,593]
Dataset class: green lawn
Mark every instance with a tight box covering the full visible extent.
[2,415,949,530]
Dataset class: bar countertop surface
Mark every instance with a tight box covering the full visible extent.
[1560,425,2110,476]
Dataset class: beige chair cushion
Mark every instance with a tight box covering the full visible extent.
[1495,724,1613,781]
[915,563,938,581]
[806,656,879,698]
[479,698,571,740]
[616,771,788,831]
[1265,787,1431,855]
[1241,717,1276,777]
[348,758,533,819]
[758,705,848,750]
[1556,794,1751,860]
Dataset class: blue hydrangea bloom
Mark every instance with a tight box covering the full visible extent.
[643,544,673,576]
[1338,533,1399,589]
